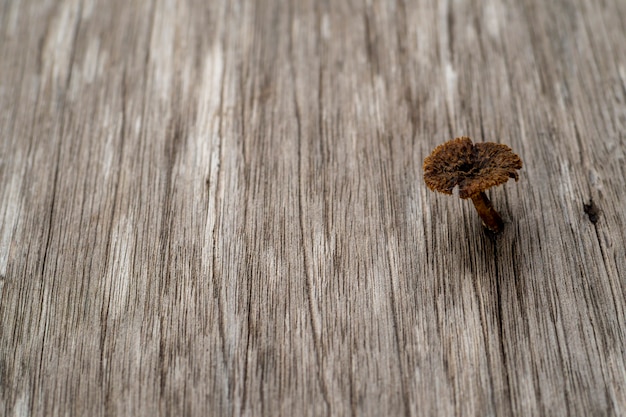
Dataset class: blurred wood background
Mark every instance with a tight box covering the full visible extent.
[1,0,625,415]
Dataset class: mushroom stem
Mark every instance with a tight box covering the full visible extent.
[470,192,504,233]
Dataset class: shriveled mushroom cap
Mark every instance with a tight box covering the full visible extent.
[423,137,522,199]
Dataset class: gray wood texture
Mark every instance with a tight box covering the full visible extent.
[1,0,626,416]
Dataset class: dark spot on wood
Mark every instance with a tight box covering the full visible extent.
[583,199,600,224]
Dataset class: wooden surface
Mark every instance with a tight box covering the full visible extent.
[1,0,626,416]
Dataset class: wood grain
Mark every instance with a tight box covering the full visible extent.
[1,0,625,415]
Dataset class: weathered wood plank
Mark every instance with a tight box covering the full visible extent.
[1,0,625,416]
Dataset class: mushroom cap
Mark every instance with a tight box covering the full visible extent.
[423,136,523,199]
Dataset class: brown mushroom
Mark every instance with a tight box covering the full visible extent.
[423,136,522,233]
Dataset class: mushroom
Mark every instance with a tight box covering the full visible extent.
[423,136,523,233]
